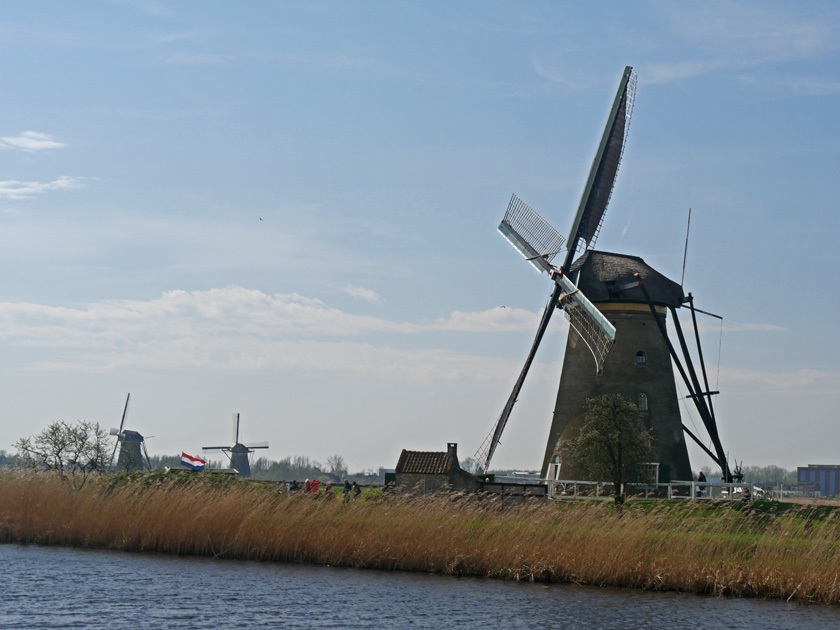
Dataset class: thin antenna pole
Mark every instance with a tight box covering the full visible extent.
[681,207,691,286]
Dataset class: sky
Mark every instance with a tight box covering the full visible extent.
[1,1,838,474]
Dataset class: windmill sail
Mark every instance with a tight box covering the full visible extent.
[479,67,635,473]
[476,271,616,472]
[498,194,566,274]
[204,413,268,478]
[475,284,563,472]
[564,66,637,266]
[110,393,131,467]
[555,273,616,373]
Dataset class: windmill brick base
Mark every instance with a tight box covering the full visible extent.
[541,251,693,482]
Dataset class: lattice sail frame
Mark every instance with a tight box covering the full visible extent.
[474,426,495,473]
[498,194,566,273]
[481,67,635,472]
[568,67,638,258]
[556,274,616,374]
[474,275,616,472]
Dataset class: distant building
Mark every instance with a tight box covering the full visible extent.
[378,467,395,486]
[394,443,480,493]
[797,465,840,497]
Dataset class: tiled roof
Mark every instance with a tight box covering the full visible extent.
[395,449,453,475]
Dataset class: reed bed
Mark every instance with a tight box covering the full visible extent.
[1,471,838,605]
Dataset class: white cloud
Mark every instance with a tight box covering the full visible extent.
[648,4,840,85]
[621,214,632,238]
[109,0,174,18]
[720,367,840,394]
[721,322,786,333]
[344,284,384,304]
[0,176,82,200]
[678,314,785,334]
[530,57,607,91]
[431,307,540,333]
[740,74,840,97]
[164,52,236,66]
[0,131,66,151]
[0,287,548,380]
[646,59,728,86]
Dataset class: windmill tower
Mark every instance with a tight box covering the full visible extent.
[202,413,269,478]
[109,393,152,472]
[543,251,691,481]
[477,66,731,483]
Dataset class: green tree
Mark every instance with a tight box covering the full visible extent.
[15,420,112,487]
[563,394,656,507]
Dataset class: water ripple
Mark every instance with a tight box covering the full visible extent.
[0,544,835,630]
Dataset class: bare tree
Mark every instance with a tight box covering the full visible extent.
[15,420,112,487]
[326,454,348,479]
[460,456,480,474]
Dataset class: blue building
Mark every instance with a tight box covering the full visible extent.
[797,465,840,497]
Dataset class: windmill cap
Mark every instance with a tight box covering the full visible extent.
[571,250,684,307]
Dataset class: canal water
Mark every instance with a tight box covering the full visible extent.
[1,544,836,629]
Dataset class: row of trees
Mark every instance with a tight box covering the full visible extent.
[4,401,802,498]
[5,420,378,484]
[700,464,798,486]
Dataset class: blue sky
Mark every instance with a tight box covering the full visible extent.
[1,1,838,472]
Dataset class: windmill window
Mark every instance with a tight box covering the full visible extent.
[636,351,647,366]
[638,393,648,411]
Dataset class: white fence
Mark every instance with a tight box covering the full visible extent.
[547,479,766,501]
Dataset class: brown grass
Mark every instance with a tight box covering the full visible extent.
[1,471,839,605]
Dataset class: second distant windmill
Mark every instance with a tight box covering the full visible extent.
[203,413,268,478]
[110,393,152,472]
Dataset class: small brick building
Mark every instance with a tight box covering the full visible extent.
[394,443,480,493]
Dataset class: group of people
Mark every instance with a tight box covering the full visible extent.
[280,478,363,501]
[695,470,752,502]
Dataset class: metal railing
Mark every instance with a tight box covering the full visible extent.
[546,479,766,501]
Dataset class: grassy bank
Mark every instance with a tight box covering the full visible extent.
[1,471,838,604]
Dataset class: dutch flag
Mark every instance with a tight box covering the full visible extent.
[181,452,205,471]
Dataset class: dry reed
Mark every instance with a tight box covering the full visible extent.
[1,471,838,605]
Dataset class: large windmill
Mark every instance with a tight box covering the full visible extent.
[109,393,152,472]
[202,413,269,478]
[476,66,731,483]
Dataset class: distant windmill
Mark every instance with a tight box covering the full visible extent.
[476,66,730,482]
[109,393,152,472]
[202,413,269,478]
